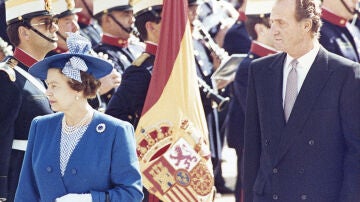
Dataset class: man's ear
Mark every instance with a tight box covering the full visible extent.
[145,21,156,32]
[18,26,30,41]
[303,18,312,33]
[254,23,266,36]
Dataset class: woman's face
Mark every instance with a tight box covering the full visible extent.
[45,68,80,112]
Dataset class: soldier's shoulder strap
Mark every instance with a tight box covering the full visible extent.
[132,53,151,67]
[0,58,17,82]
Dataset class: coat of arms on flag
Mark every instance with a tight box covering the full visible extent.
[133,0,215,201]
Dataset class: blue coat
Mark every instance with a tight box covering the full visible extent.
[15,112,143,202]
[244,47,360,202]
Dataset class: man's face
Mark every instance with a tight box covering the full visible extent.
[58,14,80,35]
[28,15,59,52]
[270,0,307,55]
[57,14,80,48]
[342,0,358,18]
[108,10,134,39]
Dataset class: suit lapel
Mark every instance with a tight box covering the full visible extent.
[273,47,334,166]
[262,53,287,149]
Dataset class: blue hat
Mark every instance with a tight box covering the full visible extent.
[29,33,113,81]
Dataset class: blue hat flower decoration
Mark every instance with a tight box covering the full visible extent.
[29,33,113,81]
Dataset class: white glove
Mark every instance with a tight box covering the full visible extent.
[55,193,92,202]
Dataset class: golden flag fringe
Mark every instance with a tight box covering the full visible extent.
[135,0,215,201]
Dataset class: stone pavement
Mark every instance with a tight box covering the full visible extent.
[214,146,237,202]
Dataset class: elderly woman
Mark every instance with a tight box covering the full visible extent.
[14,33,143,202]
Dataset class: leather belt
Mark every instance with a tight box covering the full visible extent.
[12,139,28,151]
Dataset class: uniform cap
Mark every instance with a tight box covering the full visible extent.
[93,0,132,16]
[6,0,54,25]
[52,0,82,18]
[132,0,163,17]
[245,0,275,17]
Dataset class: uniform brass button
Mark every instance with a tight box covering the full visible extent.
[46,166,52,172]
[71,169,77,174]
[308,139,315,146]
[301,194,307,200]
[272,194,279,200]
[128,115,133,120]
[272,168,278,174]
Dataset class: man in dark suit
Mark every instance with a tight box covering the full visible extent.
[0,0,57,201]
[244,0,360,201]
[227,1,277,201]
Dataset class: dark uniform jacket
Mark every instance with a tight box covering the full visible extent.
[78,13,102,48]
[0,48,52,201]
[105,42,156,128]
[92,34,144,108]
[223,12,251,55]
[320,8,360,62]
[227,41,277,151]
[244,46,360,202]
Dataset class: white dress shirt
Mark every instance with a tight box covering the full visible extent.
[282,42,320,107]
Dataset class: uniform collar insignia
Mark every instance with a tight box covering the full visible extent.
[13,48,38,68]
[321,7,347,27]
[145,42,157,56]
[102,34,129,48]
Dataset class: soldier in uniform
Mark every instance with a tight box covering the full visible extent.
[320,0,360,62]
[226,1,277,201]
[223,0,252,55]
[74,0,102,47]
[189,0,233,194]
[0,0,58,201]
[105,1,162,201]
[47,0,82,56]
[92,0,144,107]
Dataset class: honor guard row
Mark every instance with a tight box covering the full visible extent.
[1,0,57,201]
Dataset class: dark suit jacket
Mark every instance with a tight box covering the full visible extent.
[244,47,360,202]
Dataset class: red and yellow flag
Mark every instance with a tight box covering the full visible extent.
[135,0,215,201]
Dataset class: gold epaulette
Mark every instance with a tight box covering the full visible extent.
[0,58,17,82]
[132,53,151,67]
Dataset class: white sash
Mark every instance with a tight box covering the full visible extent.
[14,66,46,94]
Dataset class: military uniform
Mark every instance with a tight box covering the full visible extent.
[78,13,102,48]
[223,11,251,55]
[0,49,52,201]
[227,41,276,202]
[105,42,156,128]
[320,8,360,62]
[92,35,144,106]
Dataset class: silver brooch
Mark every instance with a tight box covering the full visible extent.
[96,123,106,133]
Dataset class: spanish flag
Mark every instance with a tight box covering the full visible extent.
[135,0,215,201]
